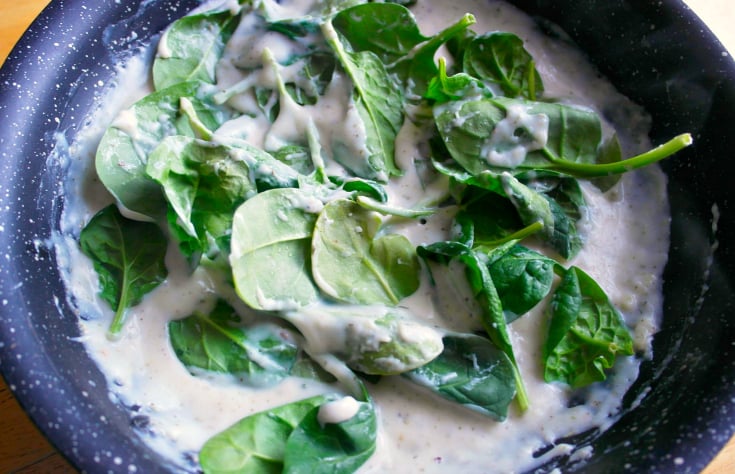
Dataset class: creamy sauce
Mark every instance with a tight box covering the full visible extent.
[57,0,670,472]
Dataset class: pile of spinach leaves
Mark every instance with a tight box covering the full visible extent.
[79,0,691,472]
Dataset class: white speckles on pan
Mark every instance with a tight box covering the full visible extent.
[0,1,734,473]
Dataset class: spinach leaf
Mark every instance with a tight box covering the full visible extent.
[418,242,529,410]
[487,245,558,322]
[285,305,443,376]
[462,32,544,99]
[392,13,476,98]
[322,21,404,180]
[405,334,516,421]
[311,199,420,305]
[199,394,334,474]
[153,8,241,90]
[434,96,599,176]
[79,205,167,336]
[425,57,491,104]
[168,299,299,387]
[95,82,231,218]
[230,188,321,311]
[456,188,525,247]
[434,95,692,179]
[146,136,256,265]
[460,250,529,410]
[283,398,377,474]
[331,3,426,64]
[520,170,586,259]
[544,266,634,388]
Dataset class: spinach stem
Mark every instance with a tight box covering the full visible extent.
[474,221,544,250]
[546,133,693,177]
[356,196,436,218]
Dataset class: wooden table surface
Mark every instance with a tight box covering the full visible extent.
[1,1,734,473]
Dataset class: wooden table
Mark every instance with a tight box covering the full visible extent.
[0,1,734,473]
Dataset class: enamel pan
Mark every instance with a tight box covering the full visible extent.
[0,1,733,472]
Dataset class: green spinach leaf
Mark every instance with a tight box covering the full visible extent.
[230,188,321,311]
[543,266,634,388]
[311,199,420,305]
[462,32,544,99]
[322,21,404,180]
[199,394,334,474]
[417,241,529,410]
[153,8,241,90]
[283,398,377,474]
[434,95,692,179]
[146,135,256,265]
[331,2,426,64]
[95,82,231,218]
[168,299,298,387]
[405,334,516,421]
[487,245,558,322]
[79,205,168,336]
[285,305,443,376]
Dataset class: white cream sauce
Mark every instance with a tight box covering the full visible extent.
[57,0,670,472]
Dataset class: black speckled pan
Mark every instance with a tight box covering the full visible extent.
[0,1,733,473]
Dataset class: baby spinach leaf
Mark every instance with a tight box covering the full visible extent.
[199,394,335,474]
[544,266,634,388]
[417,239,529,410]
[521,171,586,259]
[434,96,600,176]
[230,188,321,311]
[146,136,256,265]
[460,250,529,410]
[153,7,241,90]
[457,188,525,247]
[434,95,692,179]
[79,205,167,337]
[283,398,377,474]
[487,245,558,322]
[95,82,231,218]
[405,334,516,421]
[462,32,544,99]
[286,305,444,376]
[331,2,427,64]
[322,21,404,180]
[169,299,299,387]
[392,13,476,98]
[311,199,420,305]
[219,137,302,192]
[425,57,491,104]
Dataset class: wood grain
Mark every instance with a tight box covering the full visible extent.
[0,1,733,473]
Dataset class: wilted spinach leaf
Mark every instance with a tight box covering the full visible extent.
[169,299,298,387]
[95,82,231,218]
[487,245,558,322]
[322,21,404,180]
[462,32,544,99]
[153,7,241,90]
[405,334,516,421]
[544,266,634,388]
[79,205,168,336]
[283,398,377,474]
[285,305,443,376]
[146,135,256,265]
[230,188,321,311]
[311,199,420,305]
[331,2,426,64]
[199,394,334,474]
